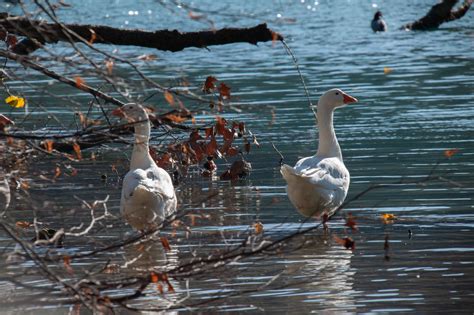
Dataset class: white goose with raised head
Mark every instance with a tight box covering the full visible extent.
[112,103,177,230]
[281,89,358,218]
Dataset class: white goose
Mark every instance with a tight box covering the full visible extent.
[112,103,177,230]
[281,89,358,219]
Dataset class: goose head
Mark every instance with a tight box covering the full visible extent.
[112,103,149,123]
[318,89,358,110]
[373,11,383,20]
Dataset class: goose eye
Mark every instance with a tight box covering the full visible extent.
[335,92,339,95]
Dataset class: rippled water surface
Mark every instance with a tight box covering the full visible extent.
[1,0,473,313]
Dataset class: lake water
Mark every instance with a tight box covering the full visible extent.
[1,0,473,313]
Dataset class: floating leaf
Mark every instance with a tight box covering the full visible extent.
[381,213,397,224]
[444,148,459,158]
[5,95,25,108]
[383,67,393,74]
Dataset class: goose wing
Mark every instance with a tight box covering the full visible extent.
[295,157,348,191]
[122,167,176,201]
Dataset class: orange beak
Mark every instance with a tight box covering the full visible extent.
[343,93,358,104]
[111,107,124,117]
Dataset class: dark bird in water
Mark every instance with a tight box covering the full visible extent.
[371,11,387,32]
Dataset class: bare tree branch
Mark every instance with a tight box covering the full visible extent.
[0,13,283,54]
[403,0,473,30]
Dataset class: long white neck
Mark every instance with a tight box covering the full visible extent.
[316,106,342,160]
[130,120,154,170]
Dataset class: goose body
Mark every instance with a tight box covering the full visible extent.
[281,89,357,218]
[371,11,387,32]
[113,104,177,230]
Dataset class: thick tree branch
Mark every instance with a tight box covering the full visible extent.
[0,13,283,54]
[403,0,473,30]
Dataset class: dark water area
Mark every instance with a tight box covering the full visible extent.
[1,0,473,313]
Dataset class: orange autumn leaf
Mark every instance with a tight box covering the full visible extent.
[16,221,32,229]
[88,29,97,44]
[383,67,393,74]
[254,221,264,234]
[203,76,217,93]
[226,146,239,157]
[72,142,82,160]
[218,82,231,100]
[74,76,85,89]
[381,213,397,224]
[6,34,17,47]
[54,166,61,179]
[164,91,175,106]
[150,272,159,283]
[206,136,218,156]
[215,116,226,135]
[444,148,459,158]
[344,212,358,232]
[164,114,188,123]
[64,255,74,274]
[43,140,54,153]
[205,127,214,138]
[223,127,234,142]
[20,181,30,190]
[157,283,164,294]
[160,236,171,251]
